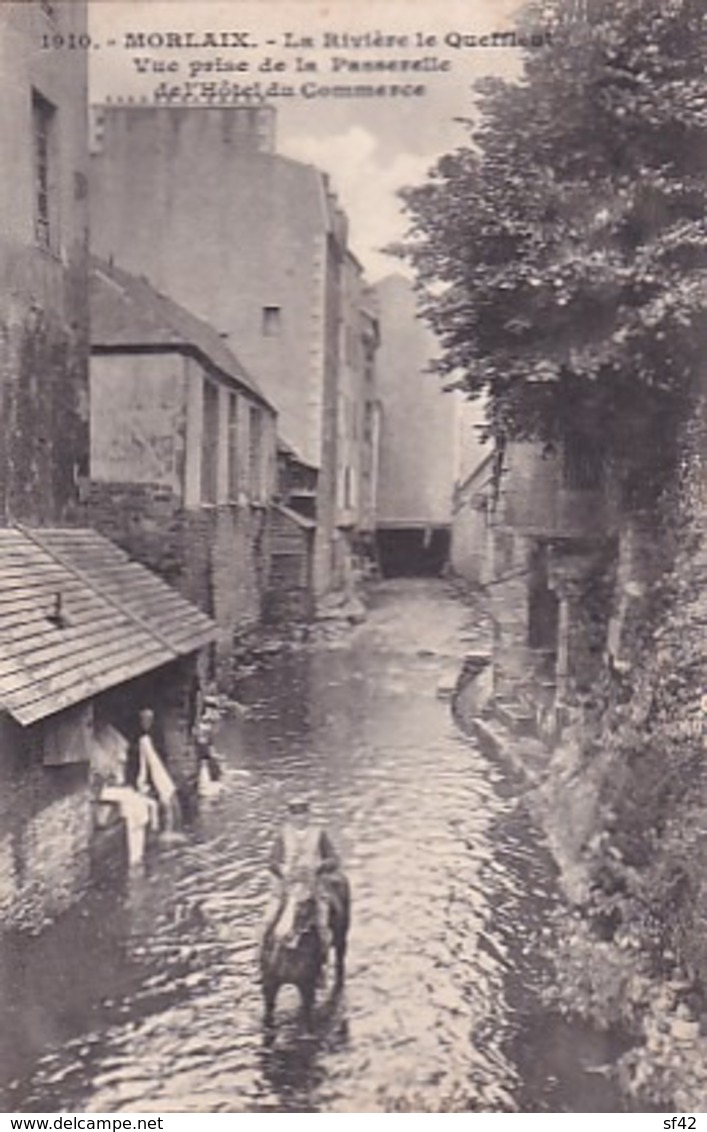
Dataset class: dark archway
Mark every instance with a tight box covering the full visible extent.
[375,527,451,578]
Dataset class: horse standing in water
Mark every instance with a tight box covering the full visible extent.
[260,868,350,1029]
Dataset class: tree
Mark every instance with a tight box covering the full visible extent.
[394,0,707,504]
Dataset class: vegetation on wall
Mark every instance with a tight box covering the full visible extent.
[392,0,706,505]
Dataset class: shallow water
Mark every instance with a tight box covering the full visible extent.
[0,580,624,1112]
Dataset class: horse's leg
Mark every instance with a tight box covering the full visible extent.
[300,982,316,1032]
[333,932,347,989]
[262,979,277,1027]
[331,879,350,990]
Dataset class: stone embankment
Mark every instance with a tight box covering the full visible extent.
[452,543,707,1112]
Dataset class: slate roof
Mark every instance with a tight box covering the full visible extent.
[90,258,275,413]
[0,526,217,727]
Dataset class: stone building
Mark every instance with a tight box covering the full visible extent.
[374,274,457,576]
[455,436,620,739]
[0,6,223,938]
[334,254,381,573]
[89,259,277,662]
[89,102,379,596]
[0,526,216,933]
[0,1,89,524]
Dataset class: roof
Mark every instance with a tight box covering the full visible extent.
[274,503,317,531]
[90,258,275,414]
[0,526,217,727]
[276,436,318,472]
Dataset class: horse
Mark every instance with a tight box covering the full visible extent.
[260,869,350,1030]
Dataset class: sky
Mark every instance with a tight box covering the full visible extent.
[88,0,528,279]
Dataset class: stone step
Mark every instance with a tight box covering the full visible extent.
[494,698,537,737]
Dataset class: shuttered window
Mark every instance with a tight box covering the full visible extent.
[201,381,219,504]
[227,392,239,501]
[33,90,56,250]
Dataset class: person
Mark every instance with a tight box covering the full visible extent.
[135,708,181,834]
[260,797,340,962]
[91,721,156,868]
[193,714,224,798]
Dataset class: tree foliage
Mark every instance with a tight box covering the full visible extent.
[394,0,707,499]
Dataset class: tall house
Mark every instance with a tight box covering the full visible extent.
[0,5,220,935]
[90,103,373,593]
[374,274,457,576]
[89,259,277,661]
[336,253,380,560]
[0,1,89,524]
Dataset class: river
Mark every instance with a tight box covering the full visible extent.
[0,580,624,1113]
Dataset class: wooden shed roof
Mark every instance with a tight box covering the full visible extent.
[0,526,217,726]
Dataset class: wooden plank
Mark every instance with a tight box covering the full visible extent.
[88,572,173,593]
[0,605,109,637]
[0,584,100,609]
[0,604,128,643]
[165,614,214,635]
[0,610,129,659]
[0,580,93,609]
[0,568,87,589]
[113,596,195,624]
[143,608,210,635]
[0,564,72,584]
[169,630,216,652]
[0,621,150,683]
[0,600,111,633]
[11,641,174,722]
[0,625,161,694]
[4,637,172,718]
[39,531,123,549]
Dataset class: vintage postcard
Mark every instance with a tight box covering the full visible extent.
[0,0,704,1117]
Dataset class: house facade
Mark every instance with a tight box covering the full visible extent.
[0,1,89,525]
[88,260,277,663]
[453,436,621,739]
[89,103,378,595]
[334,254,381,574]
[374,274,457,576]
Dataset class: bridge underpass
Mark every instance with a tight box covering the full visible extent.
[375,523,451,578]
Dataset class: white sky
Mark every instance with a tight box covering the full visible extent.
[88,0,526,279]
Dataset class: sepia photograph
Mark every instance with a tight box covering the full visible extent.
[0,0,705,1115]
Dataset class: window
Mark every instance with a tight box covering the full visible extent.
[563,436,603,491]
[248,405,262,501]
[363,401,374,443]
[262,306,281,337]
[201,381,219,504]
[32,90,56,250]
[227,392,239,501]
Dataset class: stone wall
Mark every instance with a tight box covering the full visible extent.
[90,106,327,472]
[0,3,89,525]
[0,715,92,934]
[450,464,493,588]
[375,274,456,527]
[89,481,265,666]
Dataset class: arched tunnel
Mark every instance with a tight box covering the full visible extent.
[375,525,451,578]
